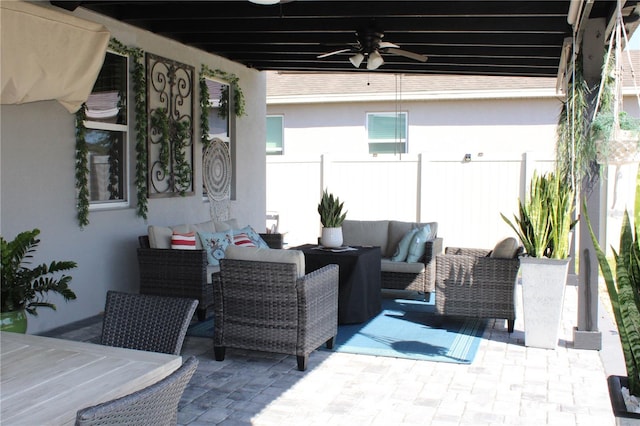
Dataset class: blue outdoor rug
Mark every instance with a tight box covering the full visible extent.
[187,295,486,364]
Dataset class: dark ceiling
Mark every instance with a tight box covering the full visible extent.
[52,1,640,78]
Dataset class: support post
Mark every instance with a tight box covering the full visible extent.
[574,18,605,350]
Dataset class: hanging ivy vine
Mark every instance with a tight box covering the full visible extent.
[74,104,90,228]
[148,107,192,196]
[151,108,171,176]
[199,64,245,149]
[173,119,193,195]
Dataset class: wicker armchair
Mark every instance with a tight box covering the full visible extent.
[138,234,283,321]
[435,247,521,333]
[101,291,198,355]
[75,356,198,426]
[214,252,339,371]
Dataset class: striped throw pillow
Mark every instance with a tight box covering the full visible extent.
[233,232,256,247]
[171,232,197,250]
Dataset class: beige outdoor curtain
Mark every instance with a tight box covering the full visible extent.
[1,1,110,113]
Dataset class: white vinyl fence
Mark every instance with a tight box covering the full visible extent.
[266,152,557,249]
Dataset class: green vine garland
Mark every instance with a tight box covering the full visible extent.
[151,108,171,176]
[200,64,245,149]
[149,107,193,196]
[173,120,193,195]
[74,104,90,228]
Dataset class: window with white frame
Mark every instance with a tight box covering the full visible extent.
[366,112,407,154]
[203,77,234,199]
[266,115,284,155]
[85,52,129,207]
[205,78,230,144]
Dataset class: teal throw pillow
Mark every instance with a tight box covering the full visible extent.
[391,228,418,262]
[406,224,432,263]
[235,225,269,248]
[198,231,233,266]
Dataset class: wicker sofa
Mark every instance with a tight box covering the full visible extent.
[137,219,282,321]
[340,219,443,296]
[435,242,522,333]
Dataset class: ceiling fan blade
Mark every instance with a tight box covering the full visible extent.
[385,48,428,62]
[378,41,399,49]
[317,48,352,59]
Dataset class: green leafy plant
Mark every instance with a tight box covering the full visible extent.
[591,111,640,141]
[317,190,347,228]
[591,111,640,163]
[1,229,77,315]
[556,60,595,190]
[585,199,640,397]
[74,104,90,228]
[501,171,576,259]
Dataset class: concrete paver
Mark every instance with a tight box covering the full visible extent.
[46,282,621,425]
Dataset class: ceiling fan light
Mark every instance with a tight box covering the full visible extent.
[249,0,280,5]
[349,53,364,68]
[367,50,384,70]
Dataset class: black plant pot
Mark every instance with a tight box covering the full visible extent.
[607,375,640,425]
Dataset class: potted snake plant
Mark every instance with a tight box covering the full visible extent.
[501,171,576,349]
[317,189,347,248]
[585,167,640,419]
[1,229,77,333]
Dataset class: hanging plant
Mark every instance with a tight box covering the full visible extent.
[556,58,596,192]
[74,104,90,228]
[589,34,640,165]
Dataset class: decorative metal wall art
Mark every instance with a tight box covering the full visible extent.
[146,53,194,197]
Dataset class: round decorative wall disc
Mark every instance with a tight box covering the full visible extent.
[203,138,232,201]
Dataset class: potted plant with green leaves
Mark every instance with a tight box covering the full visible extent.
[317,189,347,248]
[592,110,640,165]
[501,171,576,349]
[585,170,640,420]
[590,25,640,166]
[1,229,77,333]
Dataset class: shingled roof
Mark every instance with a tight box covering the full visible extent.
[267,50,640,102]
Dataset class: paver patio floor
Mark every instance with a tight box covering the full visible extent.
[46,282,624,425]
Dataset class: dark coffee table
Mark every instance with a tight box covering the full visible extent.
[293,244,381,324]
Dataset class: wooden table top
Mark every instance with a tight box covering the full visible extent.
[0,331,182,425]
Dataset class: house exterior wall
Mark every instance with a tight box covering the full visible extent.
[269,97,560,158]
[1,3,266,334]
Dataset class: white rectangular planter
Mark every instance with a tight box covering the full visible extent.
[521,257,570,349]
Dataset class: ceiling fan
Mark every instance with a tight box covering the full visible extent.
[317,29,428,70]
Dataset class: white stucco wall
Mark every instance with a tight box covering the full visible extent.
[1,2,266,333]
[268,96,561,159]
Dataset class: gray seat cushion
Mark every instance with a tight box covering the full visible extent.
[381,258,426,274]
[341,220,390,253]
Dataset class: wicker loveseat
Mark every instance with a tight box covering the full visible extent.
[215,245,339,371]
[137,219,282,321]
[340,219,443,296]
[434,240,522,333]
